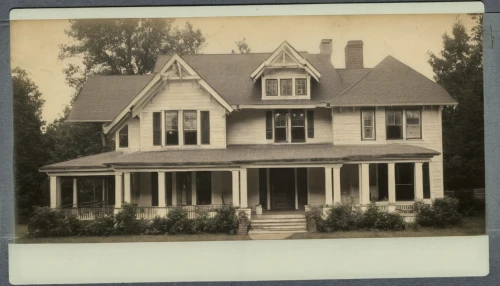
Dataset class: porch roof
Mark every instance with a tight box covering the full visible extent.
[40,144,439,172]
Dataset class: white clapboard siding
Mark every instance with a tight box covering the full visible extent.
[332,107,444,199]
[140,80,227,150]
[227,108,332,145]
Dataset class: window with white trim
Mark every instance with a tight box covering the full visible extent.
[266,79,278,96]
[361,110,375,140]
[406,110,421,139]
[274,110,288,143]
[295,78,307,95]
[386,110,403,140]
[119,125,128,148]
[183,110,197,145]
[165,111,179,145]
[280,79,292,96]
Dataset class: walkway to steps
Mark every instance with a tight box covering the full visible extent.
[249,211,308,234]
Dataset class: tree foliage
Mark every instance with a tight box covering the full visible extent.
[12,67,50,220]
[44,19,206,165]
[234,37,251,54]
[428,15,484,189]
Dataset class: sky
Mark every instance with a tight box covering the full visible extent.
[10,14,476,124]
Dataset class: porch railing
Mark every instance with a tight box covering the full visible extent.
[59,205,227,220]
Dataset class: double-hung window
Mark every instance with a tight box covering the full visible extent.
[361,110,375,140]
[291,110,306,142]
[119,125,128,148]
[183,110,198,145]
[406,110,421,139]
[386,110,403,140]
[165,111,179,145]
[274,110,288,143]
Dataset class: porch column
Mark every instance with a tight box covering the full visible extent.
[333,165,342,205]
[414,162,424,200]
[266,169,271,210]
[115,172,123,208]
[240,169,248,208]
[191,171,197,205]
[49,175,61,209]
[232,170,240,207]
[172,172,177,206]
[102,178,106,202]
[158,172,166,207]
[324,166,333,205]
[388,163,396,212]
[359,164,370,207]
[72,178,78,208]
[123,172,131,203]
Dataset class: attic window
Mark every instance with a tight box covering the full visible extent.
[266,79,278,96]
[295,79,307,95]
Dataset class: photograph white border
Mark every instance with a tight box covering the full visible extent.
[8,2,489,284]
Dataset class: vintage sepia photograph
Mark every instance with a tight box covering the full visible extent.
[11,12,485,244]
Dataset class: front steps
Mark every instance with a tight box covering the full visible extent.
[249,215,308,234]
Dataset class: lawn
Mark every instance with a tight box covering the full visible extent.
[15,215,485,244]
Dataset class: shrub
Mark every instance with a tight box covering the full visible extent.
[324,205,360,232]
[212,205,238,234]
[432,197,462,227]
[81,215,116,236]
[191,212,212,234]
[148,217,170,235]
[415,197,462,228]
[28,207,81,237]
[170,219,193,235]
[305,206,324,232]
[357,205,379,229]
[115,203,148,235]
[451,189,485,216]
[356,205,405,231]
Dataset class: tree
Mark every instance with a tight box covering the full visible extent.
[45,19,206,164]
[234,38,251,54]
[428,15,484,189]
[12,67,50,220]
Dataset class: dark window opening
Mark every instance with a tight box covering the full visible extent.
[201,111,210,145]
[196,172,212,205]
[166,172,172,206]
[151,173,158,206]
[183,110,197,145]
[377,164,389,201]
[165,111,179,145]
[119,125,128,148]
[266,111,273,139]
[386,110,403,140]
[307,110,314,138]
[395,163,414,201]
[291,110,306,143]
[423,162,431,199]
[176,172,192,205]
[259,169,268,207]
[153,112,162,146]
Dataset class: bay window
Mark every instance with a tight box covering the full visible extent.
[165,111,179,145]
[406,110,421,139]
[183,110,197,145]
[361,110,375,140]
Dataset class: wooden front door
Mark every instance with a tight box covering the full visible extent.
[270,168,296,210]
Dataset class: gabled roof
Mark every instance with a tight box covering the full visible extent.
[331,56,457,106]
[154,53,342,107]
[67,75,155,122]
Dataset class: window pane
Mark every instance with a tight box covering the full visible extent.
[274,110,288,127]
[275,128,287,142]
[119,125,128,148]
[153,112,161,146]
[307,110,314,138]
[406,110,421,139]
[296,79,307,95]
[386,110,402,140]
[165,111,179,146]
[387,126,402,139]
[291,110,305,127]
[280,79,292,96]
[362,110,375,139]
[266,111,273,139]
[201,111,210,145]
[266,79,278,96]
[183,111,197,145]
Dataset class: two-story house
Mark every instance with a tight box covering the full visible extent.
[40,39,456,223]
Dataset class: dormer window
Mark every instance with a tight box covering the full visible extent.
[280,79,292,95]
[266,79,278,96]
[296,78,307,95]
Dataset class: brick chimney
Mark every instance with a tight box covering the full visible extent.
[345,40,364,69]
[319,39,332,57]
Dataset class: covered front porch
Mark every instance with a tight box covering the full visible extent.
[48,161,432,220]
